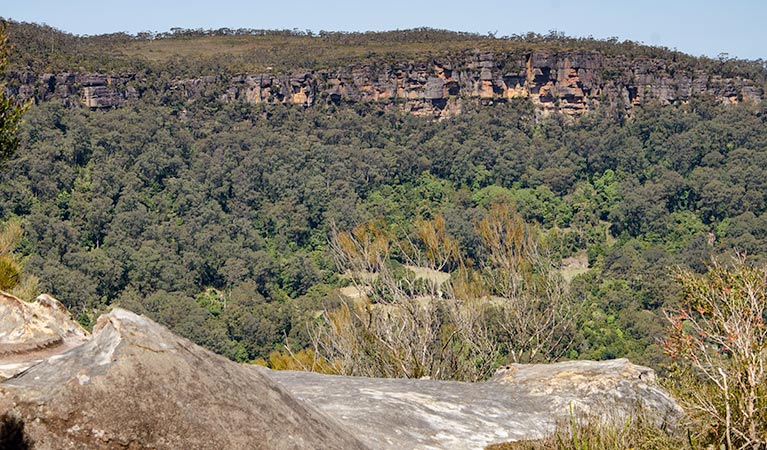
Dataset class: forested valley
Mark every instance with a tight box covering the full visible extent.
[3,19,767,447]
[3,85,765,367]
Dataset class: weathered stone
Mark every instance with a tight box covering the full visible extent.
[82,85,119,108]
[0,292,89,379]
[425,77,445,99]
[264,358,683,450]
[80,75,107,87]
[0,297,685,450]
[0,308,369,450]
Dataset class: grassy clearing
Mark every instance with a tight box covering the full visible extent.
[117,34,502,72]
[404,265,451,285]
[560,252,589,283]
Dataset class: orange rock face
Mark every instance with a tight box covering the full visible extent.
[11,49,764,120]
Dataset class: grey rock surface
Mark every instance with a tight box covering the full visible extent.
[0,308,369,450]
[0,300,683,449]
[264,358,683,450]
[0,291,89,379]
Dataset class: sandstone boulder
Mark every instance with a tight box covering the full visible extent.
[0,308,369,450]
[0,292,89,379]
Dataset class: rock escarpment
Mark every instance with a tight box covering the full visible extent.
[0,291,89,379]
[264,358,683,450]
[0,308,369,450]
[9,49,763,119]
[11,72,139,109]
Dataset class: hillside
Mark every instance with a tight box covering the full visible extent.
[2,20,767,448]
[1,20,767,378]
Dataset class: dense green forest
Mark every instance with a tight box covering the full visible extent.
[2,92,766,369]
[1,20,767,371]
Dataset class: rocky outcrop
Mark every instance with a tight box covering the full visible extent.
[11,72,139,109]
[264,358,683,450]
[489,358,679,422]
[0,292,89,379]
[8,49,763,119]
[0,301,683,449]
[0,308,369,450]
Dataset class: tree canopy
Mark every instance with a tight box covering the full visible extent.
[1,93,765,371]
[0,21,28,164]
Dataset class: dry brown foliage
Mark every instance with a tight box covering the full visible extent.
[314,204,575,381]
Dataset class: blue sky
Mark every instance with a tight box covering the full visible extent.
[3,0,766,60]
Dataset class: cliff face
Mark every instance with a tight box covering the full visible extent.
[12,72,139,109]
[9,49,764,119]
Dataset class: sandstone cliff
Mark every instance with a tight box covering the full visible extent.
[9,49,763,119]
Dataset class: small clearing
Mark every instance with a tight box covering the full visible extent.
[560,252,589,282]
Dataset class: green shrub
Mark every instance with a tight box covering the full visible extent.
[0,255,20,291]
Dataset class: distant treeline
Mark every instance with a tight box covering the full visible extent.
[4,20,765,83]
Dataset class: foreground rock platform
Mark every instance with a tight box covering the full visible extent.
[264,358,683,450]
[0,308,369,450]
[0,302,683,449]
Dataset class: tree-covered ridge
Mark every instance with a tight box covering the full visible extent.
[0,21,28,164]
[5,20,766,81]
[1,93,766,370]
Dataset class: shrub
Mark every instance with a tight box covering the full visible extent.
[665,256,767,449]
[486,410,685,450]
[0,255,20,291]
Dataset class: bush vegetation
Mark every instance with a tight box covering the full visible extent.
[313,205,574,380]
[3,93,765,368]
[665,258,767,449]
[0,21,28,164]
[5,21,765,80]
[485,411,686,450]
